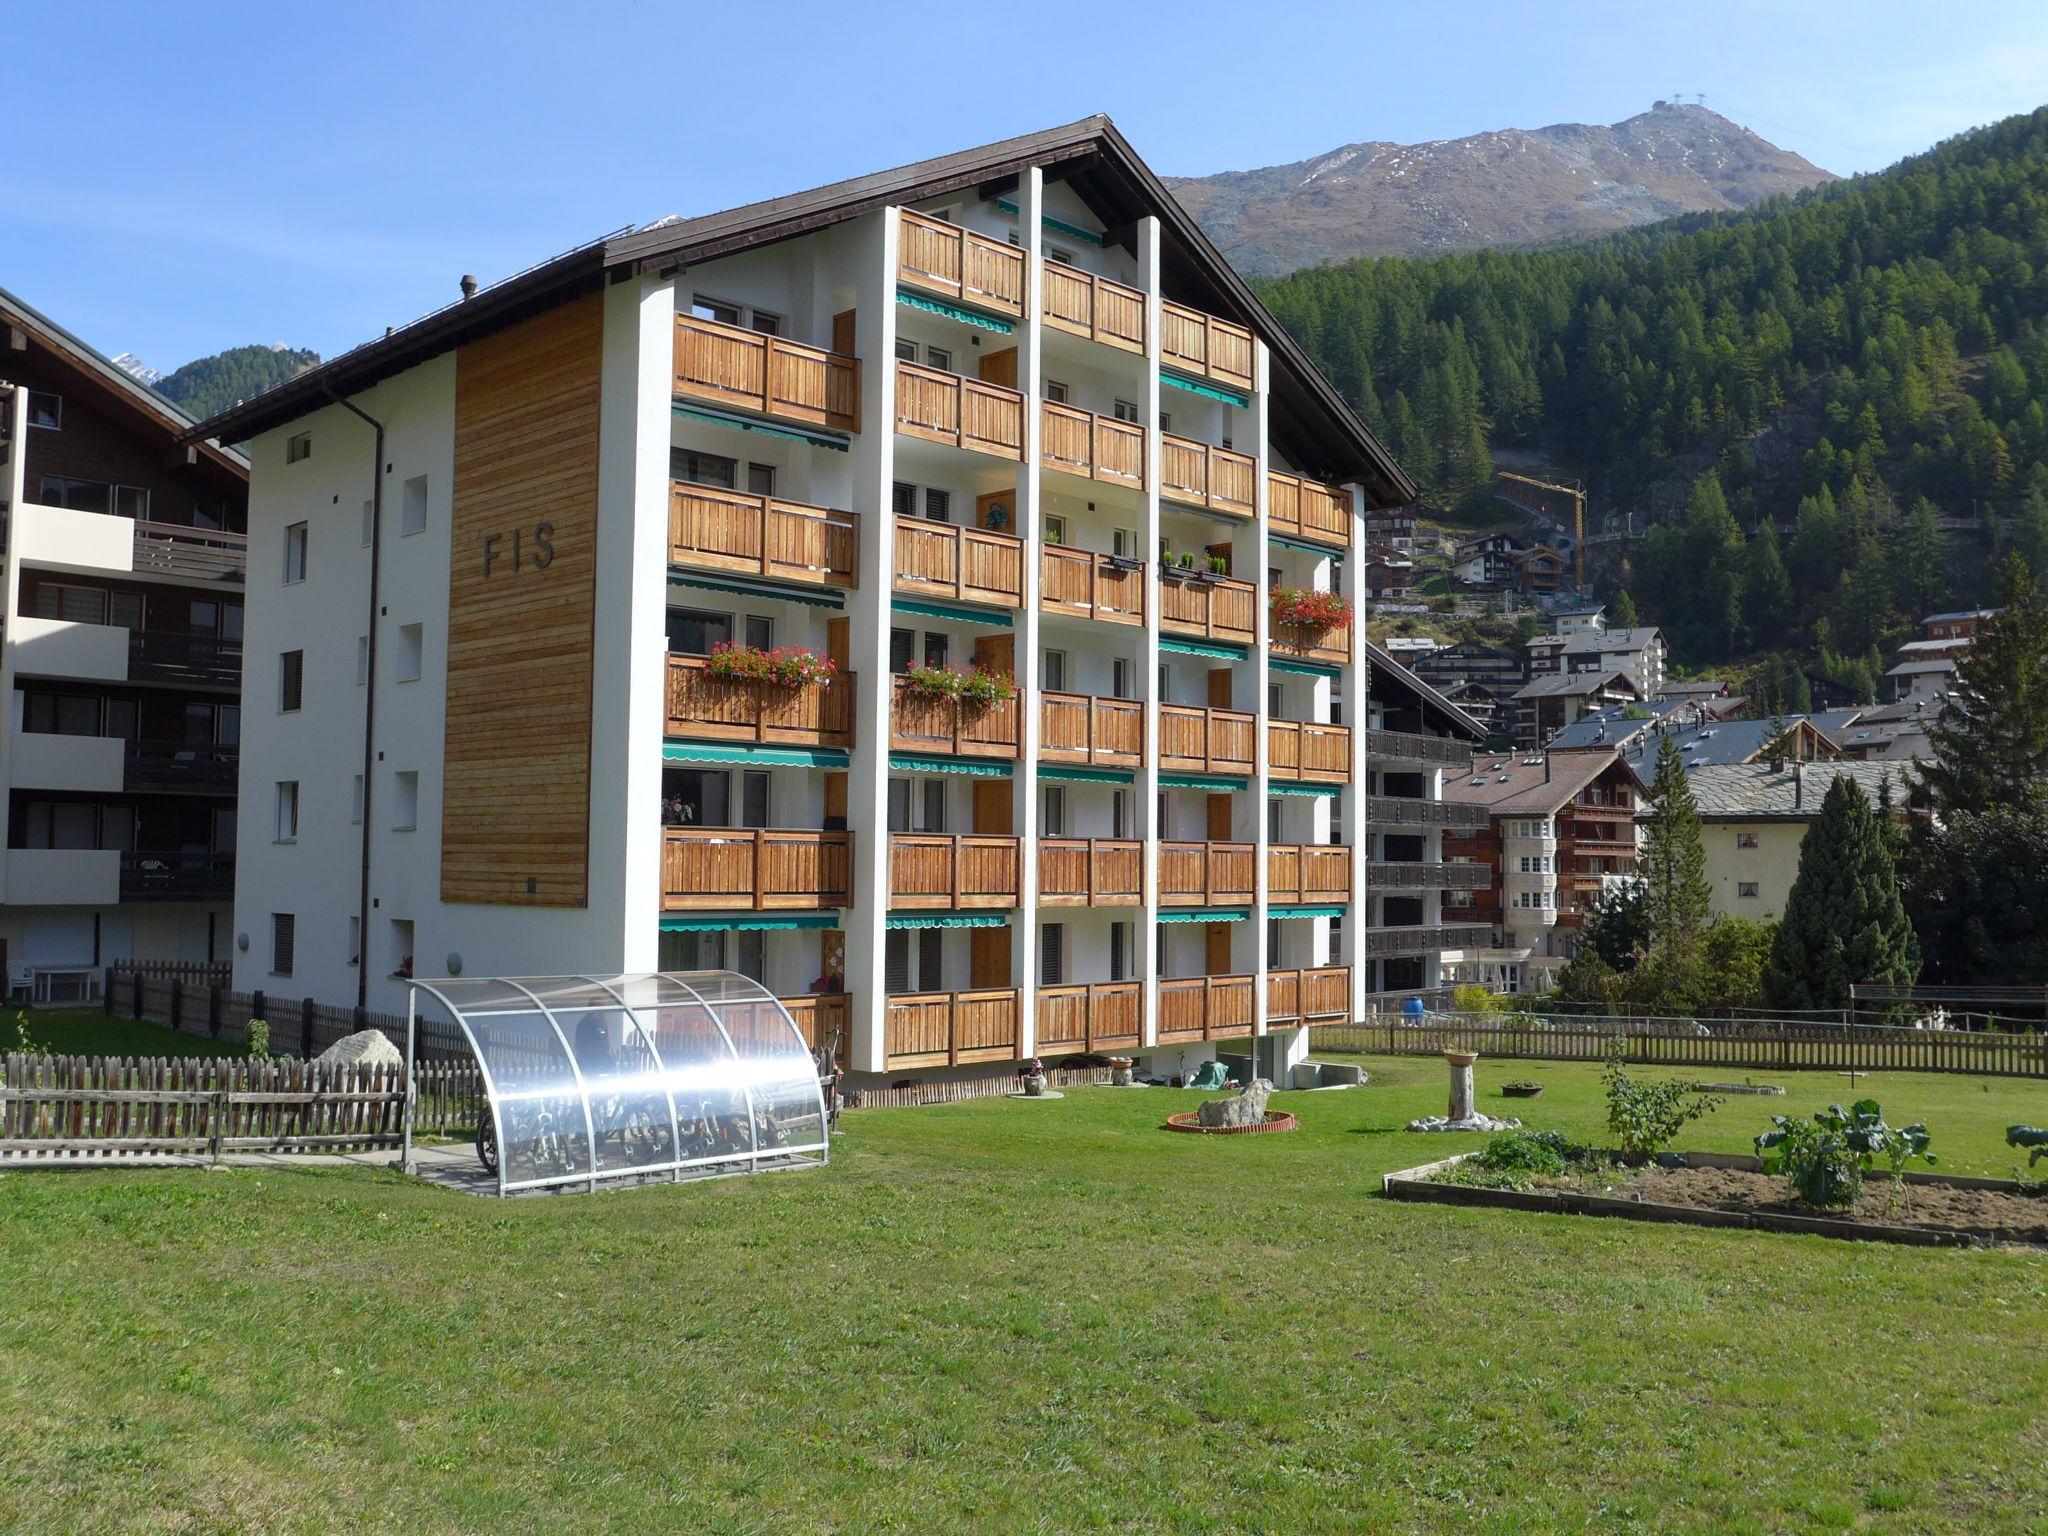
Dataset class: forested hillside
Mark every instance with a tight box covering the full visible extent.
[156,344,319,421]
[1258,106,2048,689]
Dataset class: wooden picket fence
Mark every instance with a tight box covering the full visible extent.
[103,967,470,1062]
[1317,1015,2048,1079]
[0,1053,486,1164]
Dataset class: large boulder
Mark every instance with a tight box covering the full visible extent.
[1196,1078,1272,1129]
[314,1029,404,1070]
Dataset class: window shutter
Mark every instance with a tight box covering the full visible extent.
[884,932,910,993]
[921,779,946,833]
[892,482,916,517]
[924,488,951,523]
[1040,924,1064,986]
[889,628,914,674]
[1110,922,1128,982]
[272,913,296,976]
[918,929,942,991]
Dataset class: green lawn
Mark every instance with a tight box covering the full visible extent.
[10,1008,247,1059]
[2,1055,2045,1533]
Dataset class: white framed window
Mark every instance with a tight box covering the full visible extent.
[285,431,311,464]
[274,781,299,843]
[392,770,419,832]
[926,345,952,373]
[673,448,737,489]
[889,628,914,675]
[283,522,308,584]
[1111,788,1131,839]
[1041,786,1066,837]
[1044,379,1069,404]
[1112,657,1133,700]
[1048,246,1076,266]
[1111,526,1140,559]
[271,913,296,977]
[691,296,742,326]
[1043,513,1066,545]
[1042,649,1067,692]
[1113,398,1140,424]
[1157,410,1172,433]
[746,462,776,496]
[400,475,428,537]
[279,650,303,713]
[1736,832,1759,850]
[397,623,423,683]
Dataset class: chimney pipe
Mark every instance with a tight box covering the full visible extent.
[459,274,479,300]
[1794,759,1805,810]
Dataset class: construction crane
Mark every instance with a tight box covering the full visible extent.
[1495,469,1586,592]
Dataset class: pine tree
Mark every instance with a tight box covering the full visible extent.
[1765,776,1919,1010]
[1743,519,1794,643]
[1919,552,2048,817]
[1610,588,1641,627]
[1639,733,1712,955]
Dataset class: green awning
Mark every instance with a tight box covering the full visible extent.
[1159,637,1246,660]
[663,743,849,768]
[885,912,1009,929]
[994,200,1104,246]
[1270,904,1347,920]
[672,402,850,452]
[1156,908,1249,924]
[888,753,1013,778]
[897,288,1015,335]
[1271,656,1341,678]
[890,598,1013,627]
[660,913,840,932]
[1036,765,1135,784]
[1160,371,1250,409]
[1159,771,1247,792]
[1270,782,1340,798]
[670,573,844,609]
[1271,533,1344,558]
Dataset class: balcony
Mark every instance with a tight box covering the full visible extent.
[780,992,851,1054]
[1159,704,1254,777]
[885,987,1021,1069]
[665,655,855,749]
[1160,301,1256,393]
[1156,975,1255,1043]
[1366,861,1492,892]
[1270,613,1351,667]
[1038,839,1142,906]
[1267,472,1350,549]
[128,631,240,688]
[120,851,233,902]
[1040,262,1144,353]
[1039,691,1142,768]
[1267,965,1352,1025]
[669,483,858,590]
[1158,841,1255,907]
[11,732,123,793]
[1365,795,1490,830]
[889,679,1020,760]
[1506,903,1559,929]
[1363,727,1475,769]
[1268,720,1351,783]
[1040,546,1146,626]
[1267,844,1352,905]
[895,363,1024,460]
[1041,403,1146,491]
[888,833,1021,909]
[897,210,1027,319]
[674,314,858,433]
[893,519,1023,608]
[1362,924,1492,958]
[1159,433,1255,518]
[1036,981,1141,1054]
[2,848,119,905]
[1158,571,1255,646]
[661,827,851,911]
[125,739,239,795]
[8,616,129,682]
[132,521,247,583]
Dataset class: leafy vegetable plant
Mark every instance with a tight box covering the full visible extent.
[1602,1039,1721,1159]
[1757,1100,1935,1214]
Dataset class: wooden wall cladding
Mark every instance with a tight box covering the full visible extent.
[442,294,602,906]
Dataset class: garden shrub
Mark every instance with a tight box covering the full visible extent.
[1602,1039,1721,1158]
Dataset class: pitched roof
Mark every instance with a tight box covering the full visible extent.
[1558,625,1662,657]
[1923,609,1996,623]
[1613,715,1836,781]
[1678,761,1914,820]
[1657,679,1729,698]
[1544,697,1692,750]
[1512,669,1640,701]
[1366,641,1487,742]
[1886,659,1957,677]
[181,117,1403,498]
[1442,748,1625,815]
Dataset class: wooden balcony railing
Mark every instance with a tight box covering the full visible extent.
[1036,981,1141,1054]
[665,656,854,749]
[1366,861,1492,891]
[1365,796,1491,830]
[1159,704,1254,777]
[1038,839,1143,906]
[1041,262,1145,353]
[131,521,247,580]
[1156,975,1255,1044]
[889,678,1020,760]
[661,828,851,911]
[1160,301,1256,393]
[893,519,1023,607]
[1158,572,1255,646]
[1267,844,1353,905]
[895,362,1024,460]
[1041,403,1146,490]
[1040,546,1146,626]
[885,988,1021,1069]
[1363,924,1493,958]
[1270,613,1352,666]
[1039,691,1142,768]
[1266,471,1351,549]
[1363,726,1475,768]
[897,210,1026,318]
[1160,433,1255,518]
[1267,966,1351,1025]
[669,483,858,588]
[1157,842,1255,907]
[780,992,851,1056]
[889,834,1021,909]
[674,314,858,432]
[1267,720,1351,783]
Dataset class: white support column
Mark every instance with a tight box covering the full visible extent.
[1015,167,1046,1058]
[0,383,26,909]
[1344,482,1372,1024]
[1249,338,1272,1039]
[846,209,902,1075]
[1137,214,1163,1049]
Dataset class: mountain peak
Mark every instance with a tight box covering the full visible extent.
[1167,104,1837,274]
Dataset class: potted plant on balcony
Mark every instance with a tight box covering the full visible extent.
[707,641,837,690]
[1271,587,1353,634]
[900,663,966,702]
[1207,553,1230,577]
[957,668,1016,711]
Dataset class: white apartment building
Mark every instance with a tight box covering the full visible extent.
[185,118,1484,1081]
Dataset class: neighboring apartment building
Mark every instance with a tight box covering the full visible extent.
[1439,747,1640,994]
[1366,509,1417,550]
[1450,533,1521,590]
[0,288,247,997]
[1679,760,1910,919]
[1883,608,1995,702]
[184,117,1486,1082]
[1511,669,1641,750]
[1413,637,1524,742]
[1526,622,1667,698]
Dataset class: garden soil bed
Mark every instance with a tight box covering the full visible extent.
[1630,1165,2048,1247]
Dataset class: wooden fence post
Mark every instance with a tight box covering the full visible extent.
[303,997,317,1058]
[168,978,182,1033]
[208,985,222,1038]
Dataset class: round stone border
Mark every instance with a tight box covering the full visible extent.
[1163,1110,1299,1136]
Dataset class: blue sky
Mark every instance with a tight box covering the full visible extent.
[9,0,2048,374]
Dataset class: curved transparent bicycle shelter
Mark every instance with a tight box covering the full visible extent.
[404,973,829,1196]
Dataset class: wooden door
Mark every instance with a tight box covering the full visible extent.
[972,632,1014,676]
[1205,922,1233,976]
[819,929,845,989]
[975,489,1017,535]
[972,779,1013,835]
[970,927,1011,988]
[823,772,848,828]
[826,616,850,669]
[1207,668,1234,709]
[1207,793,1233,841]
[978,347,1018,387]
[831,310,856,358]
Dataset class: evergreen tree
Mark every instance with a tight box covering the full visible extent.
[1919,553,2048,816]
[1902,803,2048,987]
[1609,588,1640,627]
[1638,734,1712,955]
[1765,776,1919,1011]
[1743,519,1794,643]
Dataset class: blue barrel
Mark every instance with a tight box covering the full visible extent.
[1402,996,1427,1020]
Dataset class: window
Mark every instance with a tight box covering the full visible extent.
[672,448,737,488]
[352,774,365,825]
[746,462,776,496]
[690,296,742,326]
[923,488,951,523]
[1329,912,1344,963]
[925,345,951,373]
[283,522,307,584]
[891,482,916,518]
[889,628,914,674]
[357,635,370,685]
[392,771,419,832]
[37,475,111,513]
[26,391,61,430]
[1267,918,1283,965]
[1048,246,1076,266]
[667,607,733,655]
[893,338,916,363]
[279,650,303,712]
[1267,798,1284,842]
[1113,398,1141,424]
[1269,682,1284,717]
[1111,789,1131,840]
[32,581,111,624]
[922,632,949,670]
[741,771,770,829]
[113,485,149,519]
[274,781,299,842]
[1041,786,1066,837]
[271,913,296,977]
[1044,380,1069,404]
[397,623,423,683]
[400,475,428,537]
[1112,657,1134,700]
[883,930,941,992]
[735,930,766,983]
[1738,881,1760,900]
[1043,514,1066,545]
[1112,527,1140,559]
[1040,923,1066,986]
[1042,650,1067,692]
[1110,921,1133,982]
[743,615,772,651]
[1736,831,1760,850]
[887,778,946,834]
[1157,410,1172,433]
[286,432,311,464]
[884,931,911,993]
